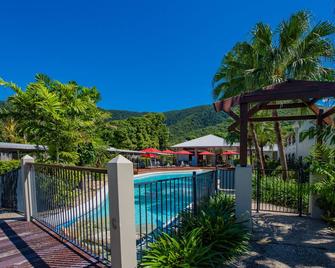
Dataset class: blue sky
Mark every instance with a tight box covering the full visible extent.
[0,1,334,112]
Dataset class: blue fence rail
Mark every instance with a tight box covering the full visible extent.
[0,168,20,212]
[217,168,235,195]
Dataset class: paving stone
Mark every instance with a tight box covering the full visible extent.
[232,212,335,268]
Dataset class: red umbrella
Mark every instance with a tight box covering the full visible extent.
[161,149,176,154]
[140,148,161,158]
[198,151,214,155]
[222,150,239,155]
[140,148,161,153]
[176,150,192,155]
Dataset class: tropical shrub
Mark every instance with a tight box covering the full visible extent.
[0,160,20,175]
[140,228,218,268]
[307,145,335,226]
[140,193,249,267]
[179,194,249,264]
[0,74,109,165]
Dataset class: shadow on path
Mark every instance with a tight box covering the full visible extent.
[0,219,49,267]
[232,212,335,268]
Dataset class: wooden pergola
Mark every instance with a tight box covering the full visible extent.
[213,79,335,167]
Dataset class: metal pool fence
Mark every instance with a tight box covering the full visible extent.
[0,168,20,211]
[252,168,310,215]
[135,170,219,258]
[30,163,111,264]
[217,168,235,195]
[21,162,236,265]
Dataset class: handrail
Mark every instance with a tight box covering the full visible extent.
[30,162,108,174]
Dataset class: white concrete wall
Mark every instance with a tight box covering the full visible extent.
[235,165,252,229]
[285,120,316,161]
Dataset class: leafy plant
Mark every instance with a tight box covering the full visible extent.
[179,194,249,265]
[140,193,249,267]
[0,74,109,165]
[307,145,335,226]
[0,160,20,175]
[140,228,218,268]
[108,113,169,150]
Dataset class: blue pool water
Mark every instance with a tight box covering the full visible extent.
[59,170,209,231]
[91,171,206,229]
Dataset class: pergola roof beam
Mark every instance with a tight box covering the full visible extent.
[260,103,307,110]
[322,106,335,120]
[301,98,334,125]
[249,115,317,122]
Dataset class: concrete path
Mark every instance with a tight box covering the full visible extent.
[233,212,335,268]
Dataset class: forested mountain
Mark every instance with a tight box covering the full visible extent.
[107,110,146,120]
[109,105,229,145]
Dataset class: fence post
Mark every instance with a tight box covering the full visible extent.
[214,167,219,193]
[107,155,137,268]
[21,155,36,222]
[235,165,252,230]
[297,168,303,217]
[192,171,197,214]
[309,173,323,219]
[256,167,260,213]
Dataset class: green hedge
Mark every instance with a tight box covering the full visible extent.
[0,160,20,175]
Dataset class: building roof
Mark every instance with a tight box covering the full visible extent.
[171,134,239,148]
[107,147,142,154]
[0,142,47,152]
[107,147,169,155]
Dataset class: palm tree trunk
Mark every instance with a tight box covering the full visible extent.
[250,122,265,176]
[272,110,288,179]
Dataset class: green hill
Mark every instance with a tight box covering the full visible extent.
[108,110,146,120]
[109,105,229,145]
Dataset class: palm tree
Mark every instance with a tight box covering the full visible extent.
[213,11,335,174]
[0,118,25,143]
[255,121,276,167]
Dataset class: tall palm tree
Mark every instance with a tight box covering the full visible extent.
[213,11,335,174]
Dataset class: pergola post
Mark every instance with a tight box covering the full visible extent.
[309,109,324,219]
[316,109,324,144]
[239,103,248,167]
[235,102,252,229]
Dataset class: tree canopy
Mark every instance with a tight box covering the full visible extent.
[0,74,109,165]
[107,113,169,150]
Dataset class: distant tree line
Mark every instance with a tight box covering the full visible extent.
[0,74,169,166]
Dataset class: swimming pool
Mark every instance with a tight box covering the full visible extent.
[87,170,207,230]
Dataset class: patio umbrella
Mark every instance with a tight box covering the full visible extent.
[222,150,239,155]
[161,149,176,154]
[198,151,214,166]
[198,151,214,155]
[140,148,161,158]
[176,150,192,155]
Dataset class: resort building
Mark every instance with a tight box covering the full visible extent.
[285,118,333,162]
[285,121,314,162]
[171,134,239,166]
[0,142,47,160]
[171,134,279,166]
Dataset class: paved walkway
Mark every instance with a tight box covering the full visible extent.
[0,214,105,267]
[233,212,335,268]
